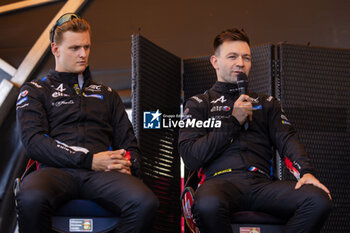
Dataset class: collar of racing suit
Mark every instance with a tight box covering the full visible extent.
[211,81,239,94]
[47,66,92,85]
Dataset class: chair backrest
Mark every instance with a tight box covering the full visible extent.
[131,35,182,233]
[276,43,350,233]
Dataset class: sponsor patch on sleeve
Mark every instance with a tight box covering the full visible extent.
[182,108,191,120]
[282,120,291,125]
[16,96,28,106]
[17,90,28,100]
[192,96,203,103]
[281,114,290,125]
[16,103,29,110]
[55,140,90,154]
[30,81,42,88]
[281,114,289,121]
[266,96,274,102]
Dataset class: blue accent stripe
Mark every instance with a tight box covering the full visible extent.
[16,97,28,105]
[83,94,103,99]
[282,120,291,125]
[252,105,262,110]
[41,76,47,81]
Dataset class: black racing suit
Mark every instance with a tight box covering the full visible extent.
[179,81,331,233]
[16,68,159,233]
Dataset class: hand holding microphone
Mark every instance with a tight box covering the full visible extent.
[232,73,251,130]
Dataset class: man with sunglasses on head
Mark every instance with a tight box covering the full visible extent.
[16,13,158,233]
[179,28,332,233]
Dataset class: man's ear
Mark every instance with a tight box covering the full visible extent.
[210,55,218,70]
[51,42,59,57]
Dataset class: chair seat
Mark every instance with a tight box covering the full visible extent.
[231,211,287,224]
[54,199,116,217]
[52,199,120,233]
[231,223,284,233]
[231,211,286,233]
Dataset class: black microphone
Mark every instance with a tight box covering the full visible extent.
[237,73,249,130]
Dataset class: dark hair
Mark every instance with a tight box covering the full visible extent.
[213,28,250,53]
[51,15,90,44]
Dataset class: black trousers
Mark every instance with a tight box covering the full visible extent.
[16,167,159,233]
[193,171,331,233]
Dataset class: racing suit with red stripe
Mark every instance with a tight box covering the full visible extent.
[16,68,158,233]
[179,81,331,233]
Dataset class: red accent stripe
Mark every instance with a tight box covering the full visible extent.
[124,151,131,161]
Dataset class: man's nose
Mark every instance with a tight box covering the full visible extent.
[236,56,244,67]
[79,47,86,57]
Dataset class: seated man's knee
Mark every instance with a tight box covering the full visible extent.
[128,189,159,215]
[193,194,229,219]
[142,192,159,214]
[312,191,332,215]
[17,188,52,214]
[301,185,332,216]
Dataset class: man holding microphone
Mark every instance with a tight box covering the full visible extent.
[179,28,331,233]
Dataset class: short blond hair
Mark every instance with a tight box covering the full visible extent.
[51,17,90,44]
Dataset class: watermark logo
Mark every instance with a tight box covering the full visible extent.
[143,110,162,129]
[143,109,222,129]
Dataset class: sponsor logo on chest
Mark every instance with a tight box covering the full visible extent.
[210,105,231,112]
[52,83,70,98]
[52,100,74,107]
[210,95,227,104]
[85,84,102,92]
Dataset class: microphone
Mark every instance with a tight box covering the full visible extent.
[237,72,248,95]
[237,73,249,130]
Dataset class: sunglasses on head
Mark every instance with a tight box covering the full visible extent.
[50,13,81,43]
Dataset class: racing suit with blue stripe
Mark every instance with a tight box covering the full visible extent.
[179,81,331,233]
[16,68,158,233]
